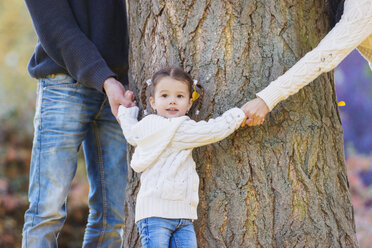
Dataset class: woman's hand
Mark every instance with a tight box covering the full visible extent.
[240,97,270,127]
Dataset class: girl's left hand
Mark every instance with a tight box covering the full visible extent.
[240,97,270,127]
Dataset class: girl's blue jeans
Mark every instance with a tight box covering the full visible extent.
[22,74,128,248]
[136,217,197,248]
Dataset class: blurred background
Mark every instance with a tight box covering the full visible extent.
[0,2,371,248]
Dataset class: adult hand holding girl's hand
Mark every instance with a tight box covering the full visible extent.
[103,77,137,117]
[240,97,270,127]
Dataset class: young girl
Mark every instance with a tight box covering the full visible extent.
[117,67,247,248]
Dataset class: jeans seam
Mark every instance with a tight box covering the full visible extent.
[174,231,180,248]
[36,83,44,220]
[176,219,183,229]
[27,83,44,248]
[173,219,183,248]
[94,119,107,248]
[94,97,107,120]
[144,218,149,245]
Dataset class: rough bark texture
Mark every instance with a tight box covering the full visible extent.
[124,0,358,247]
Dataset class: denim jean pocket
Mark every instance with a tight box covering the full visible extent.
[40,74,79,100]
[42,74,77,88]
[161,179,187,201]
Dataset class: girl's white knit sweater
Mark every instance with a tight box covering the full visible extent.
[257,0,372,111]
[117,106,245,223]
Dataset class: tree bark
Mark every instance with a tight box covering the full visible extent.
[125,0,358,247]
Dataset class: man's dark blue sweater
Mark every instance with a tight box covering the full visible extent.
[25,0,129,92]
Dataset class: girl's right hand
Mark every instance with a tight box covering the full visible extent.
[124,90,137,106]
[114,89,136,125]
[104,77,136,117]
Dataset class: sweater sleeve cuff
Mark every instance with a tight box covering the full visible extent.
[256,84,285,111]
[89,66,117,93]
[228,107,246,128]
[117,106,139,119]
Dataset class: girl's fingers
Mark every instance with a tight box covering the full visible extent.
[241,117,247,127]
[253,119,261,126]
[245,118,253,126]
[247,117,264,126]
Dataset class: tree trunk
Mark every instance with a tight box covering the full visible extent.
[124,0,358,247]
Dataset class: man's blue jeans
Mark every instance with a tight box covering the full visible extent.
[136,217,197,248]
[22,74,127,248]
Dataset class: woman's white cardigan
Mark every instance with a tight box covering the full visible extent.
[117,106,245,223]
[257,0,372,111]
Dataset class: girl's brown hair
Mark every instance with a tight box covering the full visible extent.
[140,67,204,117]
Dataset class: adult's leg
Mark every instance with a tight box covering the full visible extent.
[22,75,92,248]
[170,219,197,248]
[82,97,128,248]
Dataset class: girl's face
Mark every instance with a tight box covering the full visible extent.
[149,76,193,118]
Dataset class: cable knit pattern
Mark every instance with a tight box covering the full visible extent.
[117,106,245,222]
[256,0,372,111]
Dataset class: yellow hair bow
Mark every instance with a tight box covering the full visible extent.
[192,80,200,101]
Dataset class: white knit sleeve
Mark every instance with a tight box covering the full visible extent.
[256,0,372,111]
[117,105,139,146]
[172,108,245,149]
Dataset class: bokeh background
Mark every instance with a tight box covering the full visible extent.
[0,2,371,247]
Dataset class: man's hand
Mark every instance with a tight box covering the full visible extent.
[240,97,270,127]
[103,77,136,118]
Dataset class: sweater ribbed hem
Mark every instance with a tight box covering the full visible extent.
[135,196,198,223]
